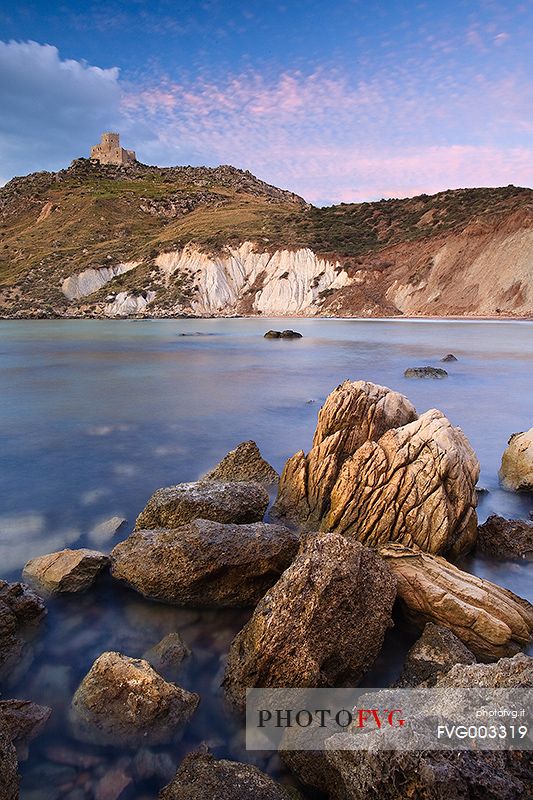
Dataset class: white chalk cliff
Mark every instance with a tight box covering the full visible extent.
[156,242,350,316]
[61,262,139,301]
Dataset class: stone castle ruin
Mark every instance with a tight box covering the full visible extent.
[90,133,136,166]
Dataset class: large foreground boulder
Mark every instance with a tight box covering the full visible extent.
[323,409,479,558]
[70,651,199,747]
[274,382,479,558]
[111,519,298,607]
[477,515,533,561]
[395,622,476,687]
[135,481,269,530]
[499,428,533,491]
[23,548,109,594]
[203,441,279,486]
[274,381,417,529]
[159,751,299,800]
[0,581,46,686]
[223,533,396,711]
[380,544,533,660]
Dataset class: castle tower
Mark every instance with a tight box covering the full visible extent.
[90,132,136,166]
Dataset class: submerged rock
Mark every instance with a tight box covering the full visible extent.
[380,543,533,660]
[477,515,533,561]
[441,353,458,362]
[143,633,191,677]
[112,519,298,607]
[23,548,109,594]
[135,481,269,530]
[159,751,299,800]
[274,380,417,530]
[203,440,279,486]
[0,581,46,686]
[223,533,396,710]
[70,651,199,747]
[404,366,448,378]
[323,409,479,558]
[395,623,476,687]
[88,516,127,545]
[499,428,533,492]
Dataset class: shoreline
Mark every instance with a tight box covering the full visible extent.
[1,313,532,323]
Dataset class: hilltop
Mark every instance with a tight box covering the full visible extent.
[0,159,531,318]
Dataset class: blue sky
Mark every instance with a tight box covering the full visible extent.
[0,0,532,203]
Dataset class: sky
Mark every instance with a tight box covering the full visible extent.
[0,0,532,204]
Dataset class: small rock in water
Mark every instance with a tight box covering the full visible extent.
[441,353,458,362]
[263,329,303,339]
[404,366,448,379]
[499,427,533,492]
[23,549,109,595]
[202,440,279,486]
[95,766,133,800]
[143,633,191,675]
[70,651,199,747]
[476,514,533,561]
[280,329,302,338]
[88,516,127,545]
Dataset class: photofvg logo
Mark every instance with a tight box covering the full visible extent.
[257,706,405,730]
[246,688,532,752]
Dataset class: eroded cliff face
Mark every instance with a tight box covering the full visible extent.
[382,213,533,317]
[155,243,350,316]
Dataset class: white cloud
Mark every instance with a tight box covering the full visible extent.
[0,40,122,180]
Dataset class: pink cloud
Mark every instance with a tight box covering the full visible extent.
[119,66,533,204]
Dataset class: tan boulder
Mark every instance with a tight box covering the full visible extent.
[23,548,109,594]
[499,427,533,491]
[323,409,480,557]
[70,651,199,747]
[223,532,396,711]
[274,380,417,529]
[380,543,533,660]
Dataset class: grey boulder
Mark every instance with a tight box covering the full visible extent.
[111,519,299,607]
[135,481,269,530]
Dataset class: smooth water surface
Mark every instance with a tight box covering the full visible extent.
[0,318,532,798]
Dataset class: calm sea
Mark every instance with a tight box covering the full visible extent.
[0,318,532,798]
